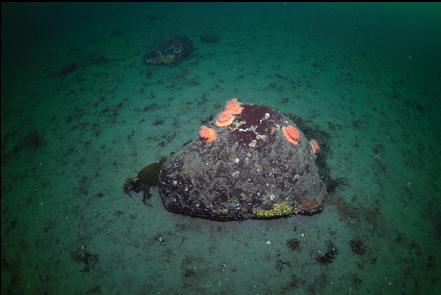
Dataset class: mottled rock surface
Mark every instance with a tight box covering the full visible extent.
[159,102,326,221]
[144,34,193,65]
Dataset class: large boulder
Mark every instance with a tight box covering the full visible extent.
[159,99,326,221]
[144,34,193,65]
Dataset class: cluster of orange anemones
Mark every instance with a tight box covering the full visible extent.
[199,125,217,142]
[215,111,235,127]
[309,139,320,154]
[215,98,243,127]
[282,125,301,145]
[224,98,243,115]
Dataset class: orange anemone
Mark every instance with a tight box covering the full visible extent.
[309,139,320,154]
[199,126,217,142]
[215,111,235,127]
[282,125,301,145]
[225,98,243,115]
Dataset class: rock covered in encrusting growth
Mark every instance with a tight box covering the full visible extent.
[159,99,326,221]
[144,34,193,65]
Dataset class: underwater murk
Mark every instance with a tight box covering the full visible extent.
[1,3,441,295]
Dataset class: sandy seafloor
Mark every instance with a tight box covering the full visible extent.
[2,3,441,295]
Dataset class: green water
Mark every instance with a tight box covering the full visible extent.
[2,3,441,294]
